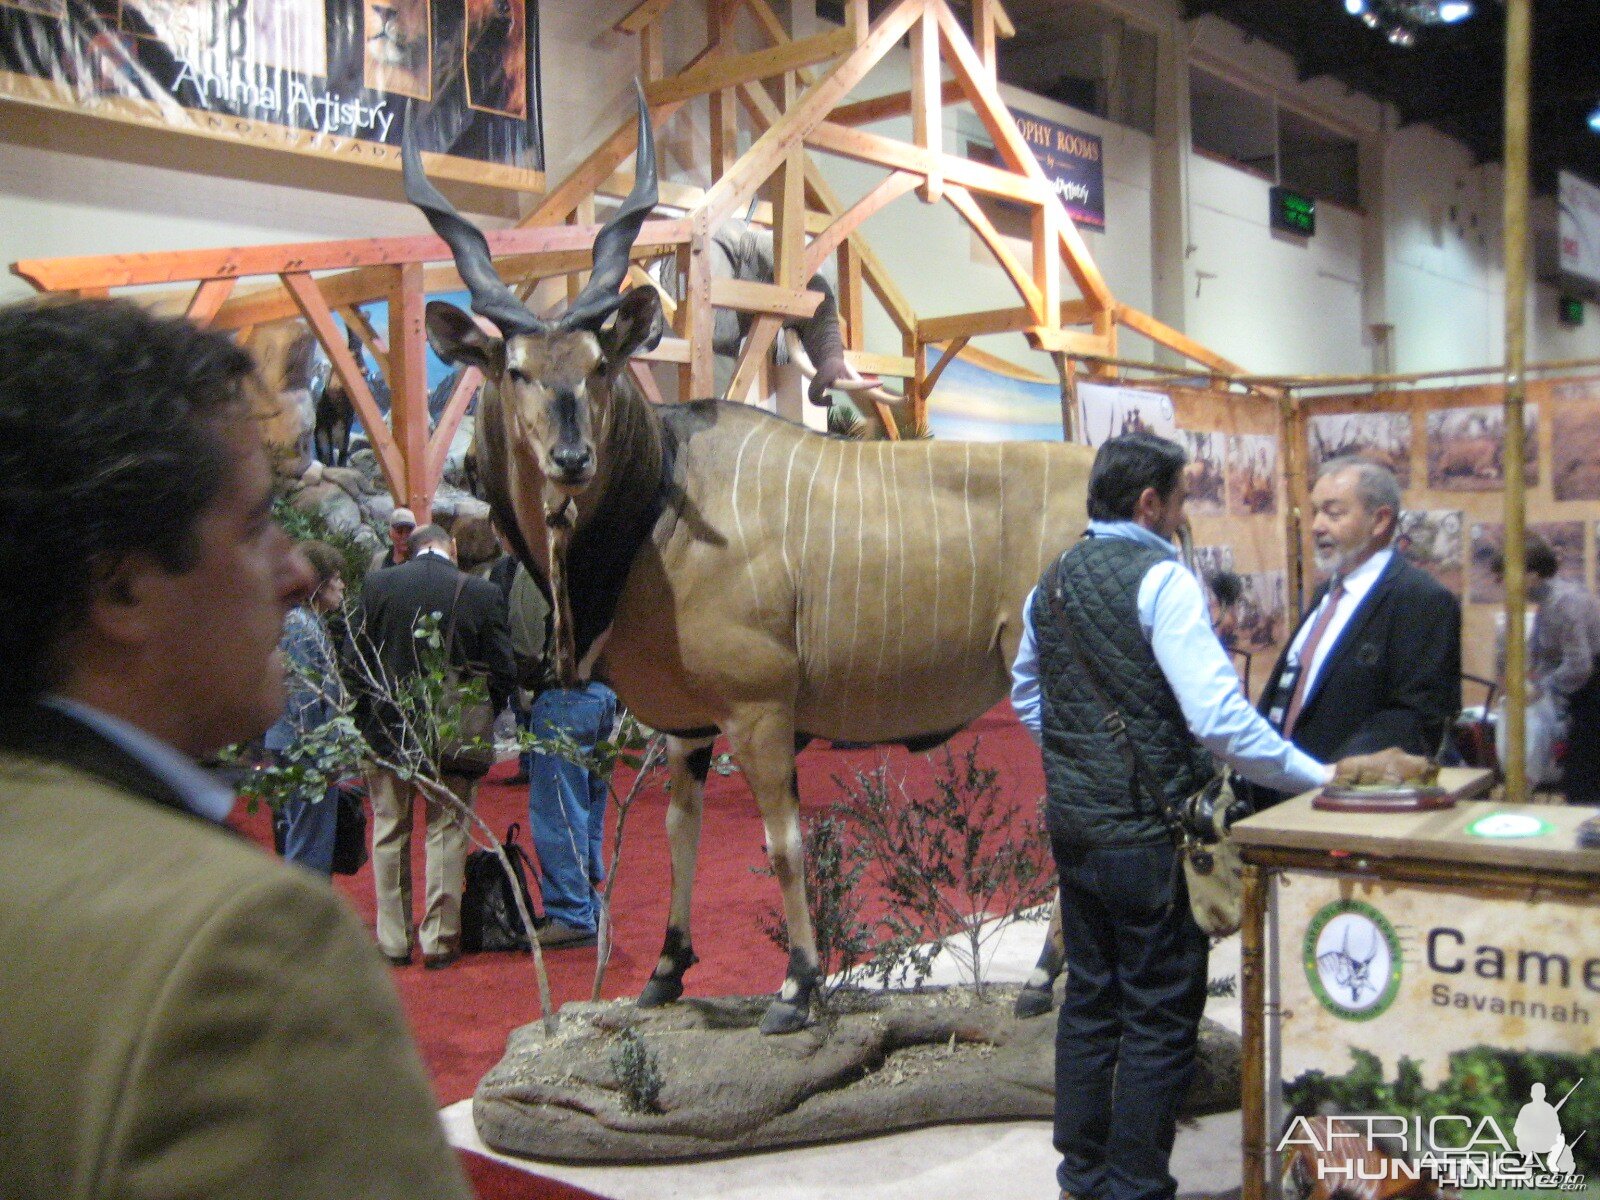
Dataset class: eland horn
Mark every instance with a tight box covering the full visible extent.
[558,80,659,332]
[402,116,546,337]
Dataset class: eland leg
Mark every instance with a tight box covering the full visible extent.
[725,711,819,1035]
[1014,889,1066,1018]
[638,736,712,1008]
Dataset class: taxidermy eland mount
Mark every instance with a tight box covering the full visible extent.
[404,87,1095,1034]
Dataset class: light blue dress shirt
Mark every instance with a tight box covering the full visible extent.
[1010,520,1331,796]
[44,695,236,824]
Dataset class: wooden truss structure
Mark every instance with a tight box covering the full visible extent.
[12,0,1254,520]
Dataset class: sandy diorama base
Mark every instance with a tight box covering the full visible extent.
[473,984,1241,1164]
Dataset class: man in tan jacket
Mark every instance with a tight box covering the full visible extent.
[0,298,472,1200]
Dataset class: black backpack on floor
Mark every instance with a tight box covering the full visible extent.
[462,823,541,953]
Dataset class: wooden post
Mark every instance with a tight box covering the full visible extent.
[1281,391,1309,617]
[1240,861,1268,1200]
[389,261,433,521]
[1501,0,1531,801]
[686,215,717,399]
[1050,351,1078,442]
[910,8,942,204]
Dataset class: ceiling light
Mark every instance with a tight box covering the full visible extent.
[1589,105,1600,135]
[1344,0,1477,46]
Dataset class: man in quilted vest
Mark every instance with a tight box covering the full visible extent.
[1011,433,1420,1200]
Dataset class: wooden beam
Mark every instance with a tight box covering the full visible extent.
[844,348,913,377]
[424,366,482,487]
[1024,326,1116,357]
[388,262,433,515]
[930,2,1114,311]
[830,79,965,127]
[644,25,855,108]
[910,8,943,203]
[839,242,864,349]
[974,0,998,72]
[1032,201,1061,326]
[727,315,783,403]
[686,217,716,398]
[943,183,1044,317]
[700,0,922,229]
[1115,303,1248,377]
[802,170,919,279]
[614,0,673,34]
[337,304,391,378]
[922,334,967,396]
[734,74,918,336]
[628,359,667,406]
[518,42,720,229]
[17,220,690,294]
[183,278,235,326]
[638,336,692,365]
[281,271,404,495]
[709,278,824,319]
[806,121,1045,206]
[917,298,1097,343]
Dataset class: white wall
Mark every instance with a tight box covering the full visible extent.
[2,0,1597,375]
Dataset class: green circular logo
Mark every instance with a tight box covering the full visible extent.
[1303,899,1403,1021]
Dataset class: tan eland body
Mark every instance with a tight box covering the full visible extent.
[406,91,1088,1031]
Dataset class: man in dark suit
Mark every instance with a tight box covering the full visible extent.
[0,299,472,1199]
[346,523,517,968]
[1257,456,1460,797]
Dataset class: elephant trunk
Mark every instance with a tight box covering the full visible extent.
[797,276,847,406]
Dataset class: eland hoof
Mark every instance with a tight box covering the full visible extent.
[1013,984,1055,1019]
[759,998,810,1035]
[637,976,684,1008]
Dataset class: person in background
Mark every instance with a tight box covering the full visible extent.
[1493,535,1600,803]
[1011,433,1428,1200]
[346,523,518,969]
[0,298,471,1200]
[264,539,349,873]
[1205,569,1244,651]
[526,678,618,949]
[1253,456,1460,803]
[371,505,416,572]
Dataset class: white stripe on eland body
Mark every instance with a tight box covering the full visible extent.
[846,442,865,682]
[873,441,891,710]
[963,442,977,654]
[797,446,825,669]
[821,445,847,678]
[892,446,907,687]
[729,423,766,615]
[780,437,802,588]
[1036,449,1052,577]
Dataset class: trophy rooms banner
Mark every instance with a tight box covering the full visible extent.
[0,0,542,186]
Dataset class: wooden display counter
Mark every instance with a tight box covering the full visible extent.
[1232,769,1600,1198]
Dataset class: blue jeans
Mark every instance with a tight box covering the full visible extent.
[527,683,617,931]
[1052,838,1209,1200]
[279,784,340,875]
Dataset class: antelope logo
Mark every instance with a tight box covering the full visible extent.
[1305,900,1402,1020]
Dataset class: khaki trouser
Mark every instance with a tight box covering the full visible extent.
[367,767,475,959]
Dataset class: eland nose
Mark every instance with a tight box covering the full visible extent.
[552,445,592,475]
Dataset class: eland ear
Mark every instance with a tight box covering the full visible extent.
[426,301,504,373]
[599,286,663,367]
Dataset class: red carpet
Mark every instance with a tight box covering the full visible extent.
[457,1150,609,1199]
[235,704,1044,1196]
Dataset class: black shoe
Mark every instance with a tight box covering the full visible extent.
[383,951,412,967]
[535,919,597,949]
[423,950,462,970]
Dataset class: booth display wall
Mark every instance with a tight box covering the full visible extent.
[1169,385,1293,701]
[1298,375,1600,686]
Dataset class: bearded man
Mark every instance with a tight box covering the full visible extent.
[1254,456,1460,801]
